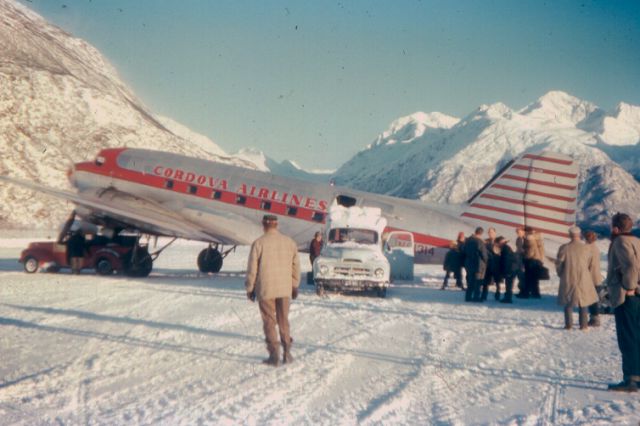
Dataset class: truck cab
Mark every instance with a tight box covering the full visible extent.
[313,205,390,297]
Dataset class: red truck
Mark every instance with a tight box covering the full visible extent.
[19,235,153,277]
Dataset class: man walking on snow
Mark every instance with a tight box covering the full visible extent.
[246,215,301,367]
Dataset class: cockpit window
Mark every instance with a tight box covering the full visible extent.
[328,228,378,244]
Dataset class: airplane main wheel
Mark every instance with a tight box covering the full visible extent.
[198,248,223,273]
[24,256,39,273]
[124,248,153,278]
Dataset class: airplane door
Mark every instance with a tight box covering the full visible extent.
[384,231,414,281]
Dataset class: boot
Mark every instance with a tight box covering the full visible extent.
[563,306,573,330]
[579,308,589,330]
[588,315,601,327]
[282,342,294,364]
[262,344,280,367]
[608,377,639,392]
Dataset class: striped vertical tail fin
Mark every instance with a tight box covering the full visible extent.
[461,151,578,240]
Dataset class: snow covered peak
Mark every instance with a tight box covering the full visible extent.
[371,111,460,148]
[520,90,599,125]
[234,148,270,171]
[469,102,513,120]
[614,102,640,125]
[233,148,332,183]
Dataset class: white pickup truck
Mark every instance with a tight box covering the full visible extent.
[313,205,391,297]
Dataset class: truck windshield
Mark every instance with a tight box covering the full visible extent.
[328,228,378,245]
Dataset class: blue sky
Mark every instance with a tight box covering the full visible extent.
[19,0,640,169]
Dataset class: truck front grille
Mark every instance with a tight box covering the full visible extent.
[333,266,371,277]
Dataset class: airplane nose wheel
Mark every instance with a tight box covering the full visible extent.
[198,245,223,273]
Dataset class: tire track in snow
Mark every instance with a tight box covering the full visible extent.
[204,301,408,423]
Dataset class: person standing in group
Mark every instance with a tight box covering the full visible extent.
[606,213,640,392]
[514,227,526,295]
[441,240,462,290]
[67,230,86,274]
[555,226,598,330]
[482,227,502,301]
[464,227,488,302]
[496,236,518,304]
[456,231,466,288]
[584,230,603,327]
[519,226,545,299]
[246,215,301,367]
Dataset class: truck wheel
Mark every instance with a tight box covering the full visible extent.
[377,288,387,298]
[24,256,39,273]
[95,258,114,276]
[315,283,325,296]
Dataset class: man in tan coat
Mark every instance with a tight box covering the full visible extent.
[246,215,301,366]
[555,226,598,330]
[519,226,545,298]
[584,230,603,326]
[606,213,640,392]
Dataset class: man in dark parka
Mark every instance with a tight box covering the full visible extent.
[464,227,488,302]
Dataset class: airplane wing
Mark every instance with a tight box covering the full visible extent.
[0,175,239,244]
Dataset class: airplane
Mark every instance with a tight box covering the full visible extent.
[0,147,579,276]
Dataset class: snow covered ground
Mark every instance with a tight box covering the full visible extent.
[1,236,639,425]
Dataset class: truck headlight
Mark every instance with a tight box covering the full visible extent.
[375,268,385,278]
[319,264,329,276]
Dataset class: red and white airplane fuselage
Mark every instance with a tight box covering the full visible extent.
[2,147,579,272]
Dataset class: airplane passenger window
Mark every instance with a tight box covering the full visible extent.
[189,185,198,194]
[336,195,357,207]
[286,206,298,216]
[212,191,222,200]
[261,201,272,210]
[165,180,174,189]
[312,212,325,222]
[236,195,247,205]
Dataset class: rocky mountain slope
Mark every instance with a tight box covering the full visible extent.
[0,0,248,228]
[333,91,640,230]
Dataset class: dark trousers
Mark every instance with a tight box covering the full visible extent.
[465,275,482,301]
[614,296,640,379]
[503,275,514,302]
[443,267,463,288]
[259,298,291,353]
[522,259,541,298]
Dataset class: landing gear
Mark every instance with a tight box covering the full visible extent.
[124,245,153,277]
[198,245,223,273]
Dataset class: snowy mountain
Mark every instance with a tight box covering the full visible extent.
[0,0,253,228]
[235,148,333,183]
[333,91,640,230]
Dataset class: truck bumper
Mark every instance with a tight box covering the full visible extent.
[315,279,389,292]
